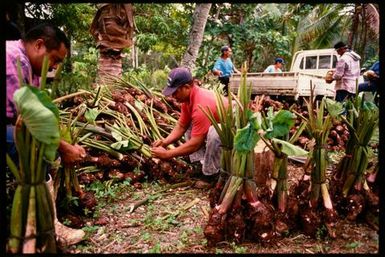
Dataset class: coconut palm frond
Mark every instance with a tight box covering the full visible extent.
[311,16,344,49]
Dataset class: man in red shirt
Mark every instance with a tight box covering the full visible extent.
[151,67,228,181]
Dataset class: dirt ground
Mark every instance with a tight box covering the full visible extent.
[60,161,379,254]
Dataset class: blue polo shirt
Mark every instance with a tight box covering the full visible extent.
[213,58,234,78]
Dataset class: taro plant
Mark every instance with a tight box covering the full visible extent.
[258,107,308,213]
[293,83,343,239]
[6,57,59,253]
[331,94,379,223]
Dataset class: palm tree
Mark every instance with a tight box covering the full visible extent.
[90,4,135,84]
[181,3,212,71]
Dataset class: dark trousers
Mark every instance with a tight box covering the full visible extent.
[218,76,230,96]
[7,125,18,164]
[358,81,377,94]
[335,90,355,102]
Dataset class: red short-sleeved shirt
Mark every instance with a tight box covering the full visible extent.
[179,85,228,137]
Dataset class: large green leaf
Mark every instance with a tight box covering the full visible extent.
[13,86,60,146]
[325,98,344,117]
[265,109,296,139]
[234,111,261,153]
[272,138,309,156]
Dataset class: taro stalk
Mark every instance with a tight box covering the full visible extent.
[6,56,58,253]
[332,96,379,196]
[105,113,152,158]
[199,87,234,174]
[258,107,308,212]
[56,102,100,202]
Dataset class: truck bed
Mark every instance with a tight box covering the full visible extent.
[229,72,335,99]
[229,72,299,96]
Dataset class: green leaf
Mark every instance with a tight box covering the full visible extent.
[13,86,60,146]
[272,138,309,156]
[265,110,295,139]
[362,101,378,111]
[234,113,261,153]
[325,98,344,117]
[111,140,139,151]
[84,108,99,123]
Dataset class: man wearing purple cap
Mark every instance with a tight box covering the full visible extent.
[151,67,229,183]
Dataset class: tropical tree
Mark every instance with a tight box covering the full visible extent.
[181,3,212,71]
[90,4,135,84]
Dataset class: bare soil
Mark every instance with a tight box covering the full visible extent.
[60,161,379,254]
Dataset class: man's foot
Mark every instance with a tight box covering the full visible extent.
[194,180,212,189]
[193,173,219,189]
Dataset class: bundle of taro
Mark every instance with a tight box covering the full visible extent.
[202,66,306,246]
[330,96,379,230]
[292,89,343,239]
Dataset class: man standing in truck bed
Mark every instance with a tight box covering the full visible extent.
[328,41,361,102]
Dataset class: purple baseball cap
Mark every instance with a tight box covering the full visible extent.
[162,67,193,96]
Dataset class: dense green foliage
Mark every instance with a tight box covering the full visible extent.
[17,3,379,91]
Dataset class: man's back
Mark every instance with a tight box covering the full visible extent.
[179,85,228,137]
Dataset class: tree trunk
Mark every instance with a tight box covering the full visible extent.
[348,4,361,49]
[90,4,135,83]
[181,3,212,71]
[96,52,123,85]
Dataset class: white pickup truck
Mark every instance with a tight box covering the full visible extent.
[229,48,343,100]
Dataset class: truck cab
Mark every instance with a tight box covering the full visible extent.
[290,48,338,75]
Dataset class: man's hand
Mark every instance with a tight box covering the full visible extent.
[212,70,222,77]
[59,140,86,167]
[364,70,379,80]
[325,70,334,84]
[152,139,165,147]
[151,146,171,160]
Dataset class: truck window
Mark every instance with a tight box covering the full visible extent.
[332,55,338,68]
[305,56,317,69]
[319,55,331,69]
[299,57,304,69]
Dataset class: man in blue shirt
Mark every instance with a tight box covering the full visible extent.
[358,60,379,94]
[212,46,240,96]
[264,57,285,73]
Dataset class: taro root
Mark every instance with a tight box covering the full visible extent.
[225,186,246,243]
[203,208,226,247]
[78,172,96,185]
[299,207,321,238]
[108,169,126,180]
[123,92,136,105]
[145,98,168,113]
[323,208,338,238]
[112,91,125,102]
[94,154,121,168]
[345,193,365,221]
[121,155,140,170]
[60,213,84,228]
[274,212,289,236]
[78,191,97,213]
[113,102,130,115]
